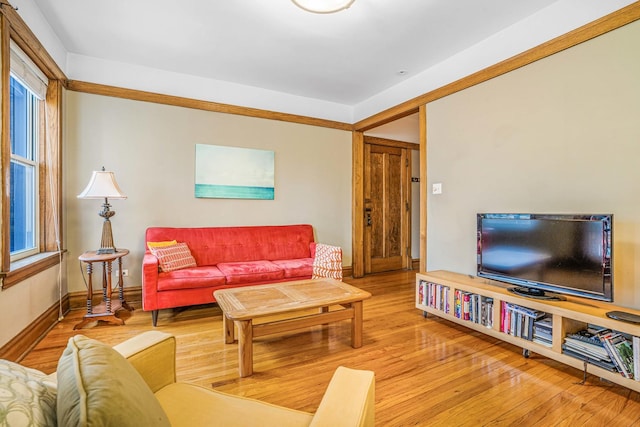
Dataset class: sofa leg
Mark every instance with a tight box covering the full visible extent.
[152,310,159,327]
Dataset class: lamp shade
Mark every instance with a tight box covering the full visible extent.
[292,0,355,13]
[77,170,127,200]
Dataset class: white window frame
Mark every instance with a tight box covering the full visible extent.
[8,41,47,262]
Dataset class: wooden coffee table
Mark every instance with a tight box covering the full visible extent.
[214,278,371,377]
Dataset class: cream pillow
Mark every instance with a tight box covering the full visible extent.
[56,335,171,427]
[0,359,56,426]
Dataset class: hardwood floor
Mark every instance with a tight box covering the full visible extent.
[20,271,640,426]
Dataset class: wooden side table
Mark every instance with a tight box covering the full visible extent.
[74,249,134,330]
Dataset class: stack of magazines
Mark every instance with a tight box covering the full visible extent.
[532,316,552,347]
[562,329,617,372]
[562,325,637,379]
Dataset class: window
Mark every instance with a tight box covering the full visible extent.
[8,42,48,262]
[9,76,39,259]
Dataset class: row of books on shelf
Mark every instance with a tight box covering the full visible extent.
[417,281,450,313]
[500,301,552,345]
[453,290,494,328]
[562,324,640,380]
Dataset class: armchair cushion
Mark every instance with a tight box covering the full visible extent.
[0,360,56,426]
[155,382,314,427]
[56,335,171,427]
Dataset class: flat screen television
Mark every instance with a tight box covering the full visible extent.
[476,213,613,302]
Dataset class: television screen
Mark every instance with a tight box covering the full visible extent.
[477,214,613,301]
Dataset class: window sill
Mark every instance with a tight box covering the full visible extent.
[1,251,65,290]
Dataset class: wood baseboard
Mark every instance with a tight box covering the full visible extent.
[412,258,420,270]
[0,295,70,362]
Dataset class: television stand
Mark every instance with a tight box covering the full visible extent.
[416,270,640,393]
[507,286,565,301]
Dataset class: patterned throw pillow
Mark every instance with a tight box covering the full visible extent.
[147,240,177,251]
[149,242,197,272]
[0,359,57,427]
[312,243,343,280]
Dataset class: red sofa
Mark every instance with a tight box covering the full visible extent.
[142,224,317,326]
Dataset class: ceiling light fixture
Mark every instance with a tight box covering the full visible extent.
[292,0,355,14]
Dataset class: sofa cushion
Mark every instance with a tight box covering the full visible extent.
[0,359,57,427]
[158,266,227,291]
[155,382,313,427]
[150,242,197,272]
[145,225,314,266]
[271,258,314,278]
[56,335,171,427]
[217,260,285,285]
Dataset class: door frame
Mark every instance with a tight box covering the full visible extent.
[352,133,419,277]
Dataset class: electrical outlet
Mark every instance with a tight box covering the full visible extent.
[116,269,129,277]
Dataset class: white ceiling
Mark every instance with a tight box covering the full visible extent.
[31,0,560,106]
[15,0,636,133]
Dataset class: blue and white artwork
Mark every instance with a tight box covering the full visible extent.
[195,144,275,199]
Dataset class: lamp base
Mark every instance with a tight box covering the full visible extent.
[98,212,117,255]
[96,247,116,255]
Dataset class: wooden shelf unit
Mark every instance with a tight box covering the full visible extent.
[416,270,640,393]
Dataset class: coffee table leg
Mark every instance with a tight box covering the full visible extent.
[224,314,235,343]
[351,301,363,348]
[237,319,253,377]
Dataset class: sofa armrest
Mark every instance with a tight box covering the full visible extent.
[142,253,160,308]
[309,366,375,427]
[112,331,177,393]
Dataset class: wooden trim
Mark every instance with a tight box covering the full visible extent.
[419,105,427,273]
[0,3,66,80]
[1,251,64,289]
[354,3,640,131]
[0,14,9,276]
[0,293,69,362]
[342,265,353,279]
[66,80,354,131]
[358,107,419,133]
[363,135,419,150]
[351,131,365,278]
[403,147,412,270]
[42,80,63,252]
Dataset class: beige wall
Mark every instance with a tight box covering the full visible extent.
[0,265,66,348]
[426,20,640,308]
[64,92,352,293]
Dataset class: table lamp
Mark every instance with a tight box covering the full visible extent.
[77,167,127,254]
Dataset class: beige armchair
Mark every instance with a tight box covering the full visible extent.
[52,331,375,426]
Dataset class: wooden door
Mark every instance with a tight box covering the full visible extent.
[364,143,409,273]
